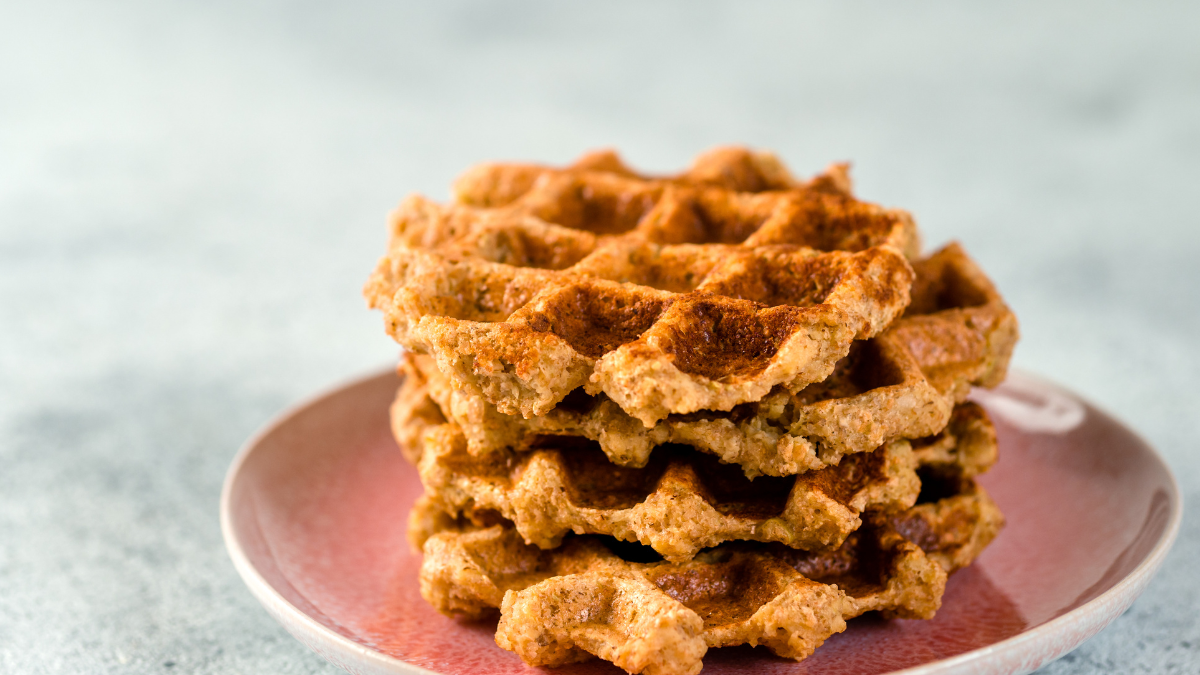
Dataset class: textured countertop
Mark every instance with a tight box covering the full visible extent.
[1,2,1196,673]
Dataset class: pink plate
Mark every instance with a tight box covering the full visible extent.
[221,370,1181,675]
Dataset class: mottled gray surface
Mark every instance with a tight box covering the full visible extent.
[1,1,1196,673]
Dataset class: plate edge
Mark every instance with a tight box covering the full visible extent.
[220,367,437,675]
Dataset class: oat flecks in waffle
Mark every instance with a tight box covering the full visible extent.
[415,479,1002,675]
[403,399,997,561]
[365,148,922,425]
[388,240,1015,477]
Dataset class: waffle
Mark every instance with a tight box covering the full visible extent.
[368,245,913,427]
[415,478,1002,675]
[403,398,996,561]
[365,149,924,426]
[423,147,917,256]
[386,241,1013,477]
[392,330,946,478]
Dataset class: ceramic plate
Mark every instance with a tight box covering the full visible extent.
[221,370,1181,675]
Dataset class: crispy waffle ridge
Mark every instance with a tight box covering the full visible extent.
[403,394,997,561]
[425,146,918,257]
[454,146,837,205]
[365,149,924,426]
[390,241,1015,477]
[414,478,1002,675]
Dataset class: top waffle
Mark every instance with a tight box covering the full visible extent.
[365,148,922,425]
[433,146,920,257]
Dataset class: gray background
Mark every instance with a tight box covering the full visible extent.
[1,1,1196,673]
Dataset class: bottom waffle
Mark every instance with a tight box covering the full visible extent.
[415,478,1003,675]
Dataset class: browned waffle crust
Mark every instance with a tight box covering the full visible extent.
[368,244,913,426]
[414,478,1002,675]
[452,146,817,204]
[897,242,1019,394]
[364,149,929,425]
[445,146,915,254]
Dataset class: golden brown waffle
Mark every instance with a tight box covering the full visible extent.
[414,478,1002,675]
[403,401,996,561]
[418,147,916,256]
[386,241,1014,476]
[365,148,923,426]
[368,244,913,426]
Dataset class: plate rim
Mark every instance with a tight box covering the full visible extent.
[220,368,1183,675]
[220,367,439,675]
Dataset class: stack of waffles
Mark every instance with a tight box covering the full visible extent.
[365,147,1018,675]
